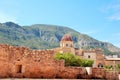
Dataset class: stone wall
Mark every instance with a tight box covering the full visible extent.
[0,44,86,78]
[92,68,119,80]
[92,68,106,79]
[105,71,119,80]
[0,44,119,79]
[105,60,120,66]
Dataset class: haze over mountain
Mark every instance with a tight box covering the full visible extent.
[0,22,120,56]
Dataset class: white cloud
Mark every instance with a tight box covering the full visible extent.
[107,4,120,21]
[108,12,120,20]
[0,12,17,23]
[111,4,120,11]
[115,33,120,36]
[100,1,120,21]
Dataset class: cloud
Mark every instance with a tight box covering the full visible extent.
[107,4,120,21]
[108,12,120,20]
[0,12,17,23]
[100,1,120,21]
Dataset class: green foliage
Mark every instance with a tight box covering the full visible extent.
[54,52,81,66]
[104,65,113,70]
[80,59,94,67]
[116,64,120,69]
[116,64,120,74]
[104,64,120,73]
[54,52,94,67]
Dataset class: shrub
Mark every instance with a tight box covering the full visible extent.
[54,52,94,67]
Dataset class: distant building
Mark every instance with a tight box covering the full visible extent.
[54,34,120,67]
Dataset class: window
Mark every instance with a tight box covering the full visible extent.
[16,65,22,73]
[81,52,84,56]
[66,44,68,46]
[88,55,90,58]
[75,52,78,55]
[98,63,103,68]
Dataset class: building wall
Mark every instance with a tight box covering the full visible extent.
[54,47,75,55]
[83,52,96,60]
[105,60,120,66]
[83,52,96,67]
[96,54,105,67]
[60,41,73,48]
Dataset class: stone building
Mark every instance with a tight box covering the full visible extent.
[54,34,120,67]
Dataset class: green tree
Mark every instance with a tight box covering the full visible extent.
[104,65,113,70]
[116,64,120,74]
[54,52,81,66]
[81,59,94,67]
[116,64,120,69]
[54,52,94,67]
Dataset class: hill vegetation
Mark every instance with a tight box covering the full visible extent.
[0,22,120,56]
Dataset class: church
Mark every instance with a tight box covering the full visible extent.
[54,34,120,67]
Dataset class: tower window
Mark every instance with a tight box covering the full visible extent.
[88,55,90,58]
[66,44,68,46]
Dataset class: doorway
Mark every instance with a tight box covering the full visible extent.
[16,65,22,73]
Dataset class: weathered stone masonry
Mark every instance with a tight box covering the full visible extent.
[0,44,87,78]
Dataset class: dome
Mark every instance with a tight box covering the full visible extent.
[61,34,73,41]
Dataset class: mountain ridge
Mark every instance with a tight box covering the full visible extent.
[0,22,120,56]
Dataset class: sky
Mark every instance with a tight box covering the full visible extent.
[0,0,120,47]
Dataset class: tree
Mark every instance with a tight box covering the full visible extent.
[104,65,113,70]
[54,52,94,67]
[116,64,120,69]
[116,64,120,74]
[81,59,94,67]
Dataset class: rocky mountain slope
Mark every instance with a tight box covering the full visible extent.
[0,22,120,56]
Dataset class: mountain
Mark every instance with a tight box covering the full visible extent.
[0,22,120,56]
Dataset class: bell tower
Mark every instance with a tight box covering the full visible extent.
[60,34,73,48]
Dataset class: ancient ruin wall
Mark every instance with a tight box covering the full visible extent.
[0,44,118,79]
[0,44,86,78]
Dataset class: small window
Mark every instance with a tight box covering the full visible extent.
[75,52,78,55]
[88,55,90,58]
[66,44,68,46]
[16,65,22,73]
[81,52,84,56]
[98,63,103,68]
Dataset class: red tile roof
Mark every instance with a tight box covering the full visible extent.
[61,34,72,41]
